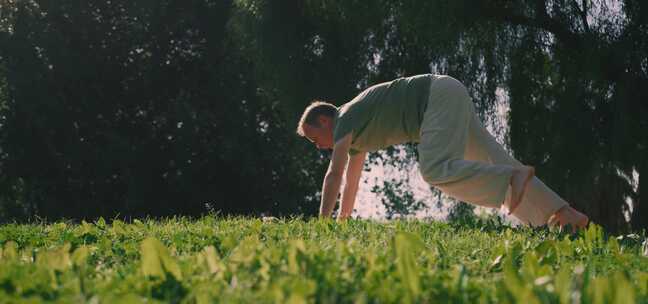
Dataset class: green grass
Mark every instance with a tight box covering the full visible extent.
[0,216,647,303]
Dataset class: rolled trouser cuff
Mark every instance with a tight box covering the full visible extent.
[503,177,569,226]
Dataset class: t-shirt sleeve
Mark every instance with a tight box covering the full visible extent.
[332,117,351,143]
[333,111,363,156]
[334,122,360,156]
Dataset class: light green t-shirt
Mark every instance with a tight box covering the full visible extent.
[333,74,438,155]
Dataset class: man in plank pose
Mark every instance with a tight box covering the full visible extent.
[296,74,589,231]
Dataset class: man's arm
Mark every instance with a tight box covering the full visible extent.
[319,133,352,218]
[338,151,367,219]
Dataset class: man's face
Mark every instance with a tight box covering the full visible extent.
[303,115,334,150]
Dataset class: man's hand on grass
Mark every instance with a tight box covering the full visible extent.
[336,213,351,223]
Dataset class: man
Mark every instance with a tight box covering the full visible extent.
[296,74,589,231]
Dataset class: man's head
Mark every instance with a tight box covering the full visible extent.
[296,100,337,150]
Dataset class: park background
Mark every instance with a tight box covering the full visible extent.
[0,0,646,233]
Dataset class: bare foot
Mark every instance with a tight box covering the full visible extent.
[508,166,535,215]
[547,206,589,233]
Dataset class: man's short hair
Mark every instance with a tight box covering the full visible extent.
[296,100,338,137]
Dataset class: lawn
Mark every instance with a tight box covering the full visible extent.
[0,216,647,303]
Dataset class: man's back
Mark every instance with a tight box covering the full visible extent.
[333,74,438,155]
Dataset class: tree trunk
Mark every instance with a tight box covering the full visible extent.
[632,154,648,231]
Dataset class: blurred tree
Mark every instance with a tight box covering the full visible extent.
[0,0,319,221]
[447,201,477,225]
[0,0,646,233]
[371,177,426,220]
[237,0,647,231]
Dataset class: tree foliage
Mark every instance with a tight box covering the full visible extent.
[0,0,646,232]
[0,1,320,221]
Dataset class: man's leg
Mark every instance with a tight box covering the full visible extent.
[418,76,517,208]
[462,99,587,228]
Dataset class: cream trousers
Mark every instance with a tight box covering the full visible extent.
[418,76,567,226]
